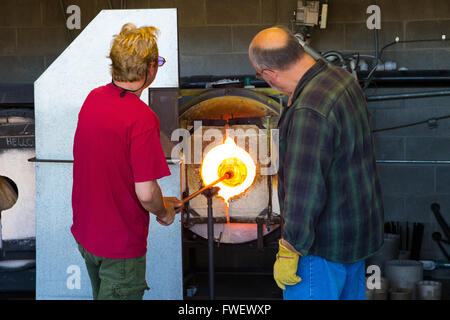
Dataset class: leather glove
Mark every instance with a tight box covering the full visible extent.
[273,239,302,290]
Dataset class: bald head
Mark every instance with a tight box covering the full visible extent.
[249,26,304,72]
[250,27,289,50]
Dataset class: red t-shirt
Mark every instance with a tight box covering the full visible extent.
[71,83,170,259]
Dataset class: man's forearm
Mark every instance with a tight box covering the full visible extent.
[139,183,167,216]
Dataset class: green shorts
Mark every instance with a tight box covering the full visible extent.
[76,241,149,300]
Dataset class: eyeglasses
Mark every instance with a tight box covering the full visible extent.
[255,68,269,80]
[157,56,166,67]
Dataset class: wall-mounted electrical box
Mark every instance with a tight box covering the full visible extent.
[296,0,320,26]
[296,1,328,29]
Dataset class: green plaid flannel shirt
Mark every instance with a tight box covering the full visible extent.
[277,59,384,263]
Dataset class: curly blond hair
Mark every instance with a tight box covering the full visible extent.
[109,23,159,82]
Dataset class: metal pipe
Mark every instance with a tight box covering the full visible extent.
[0,213,3,258]
[359,71,450,87]
[431,203,450,241]
[295,33,327,63]
[207,194,215,300]
[374,28,379,66]
[366,90,450,101]
[322,51,345,65]
[376,160,450,165]
[266,115,272,221]
[182,172,232,204]
[185,214,282,225]
[28,157,182,164]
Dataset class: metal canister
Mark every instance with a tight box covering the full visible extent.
[390,288,412,300]
[416,280,442,300]
[385,260,423,299]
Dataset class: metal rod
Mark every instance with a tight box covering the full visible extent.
[376,160,450,165]
[366,90,450,102]
[182,172,232,203]
[28,157,182,164]
[207,195,215,300]
[183,214,282,225]
[431,203,450,242]
[266,115,272,221]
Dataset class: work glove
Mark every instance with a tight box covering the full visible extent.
[273,239,302,290]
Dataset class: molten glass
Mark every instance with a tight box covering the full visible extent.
[201,137,256,205]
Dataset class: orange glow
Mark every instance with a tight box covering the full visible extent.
[201,137,256,205]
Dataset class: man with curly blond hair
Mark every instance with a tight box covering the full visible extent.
[71,23,182,300]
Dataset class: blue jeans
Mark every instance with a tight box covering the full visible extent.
[283,255,366,300]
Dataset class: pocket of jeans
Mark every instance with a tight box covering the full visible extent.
[123,255,146,284]
[112,284,148,300]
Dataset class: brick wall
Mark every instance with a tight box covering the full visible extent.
[1,0,450,263]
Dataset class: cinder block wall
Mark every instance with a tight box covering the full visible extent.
[0,0,295,81]
[1,0,450,263]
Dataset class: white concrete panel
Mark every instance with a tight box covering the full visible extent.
[145,164,183,300]
[35,162,182,300]
[34,9,179,160]
[0,149,36,240]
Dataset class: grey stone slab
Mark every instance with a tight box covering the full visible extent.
[275,0,296,24]
[405,137,450,161]
[404,195,450,224]
[377,0,438,21]
[179,26,232,55]
[42,0,107,29]
[44,54,59,68]
[436,166,450,193]
[148,0,175,8]
[123,0,151,8]
[17,27,68,56]
[0,55,45,83]
[180,53,255,77]
[176,0,206,27]
[381,194,405,222]
[366,87,406,110]
[262,0,277,25]
[434,0,450,19]
[232,25,270,53]
[373,136,405,160]
[41,0,65,27]
[326,0,372,23]
[398,87,450,109]
[206,0,260,25]
[0,28,17,55]
[405,20,450,49]
[179,55,206,77]
[431,105,450,138]
[373,105,439,137]
[434,49,450,69]
[344,21,403,51]
[376,164,435,195]
[309,23,345,51]
[0,0,42,27]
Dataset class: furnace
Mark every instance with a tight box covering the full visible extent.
[177,88,283,248]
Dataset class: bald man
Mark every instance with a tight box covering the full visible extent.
[249,26,384,300]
